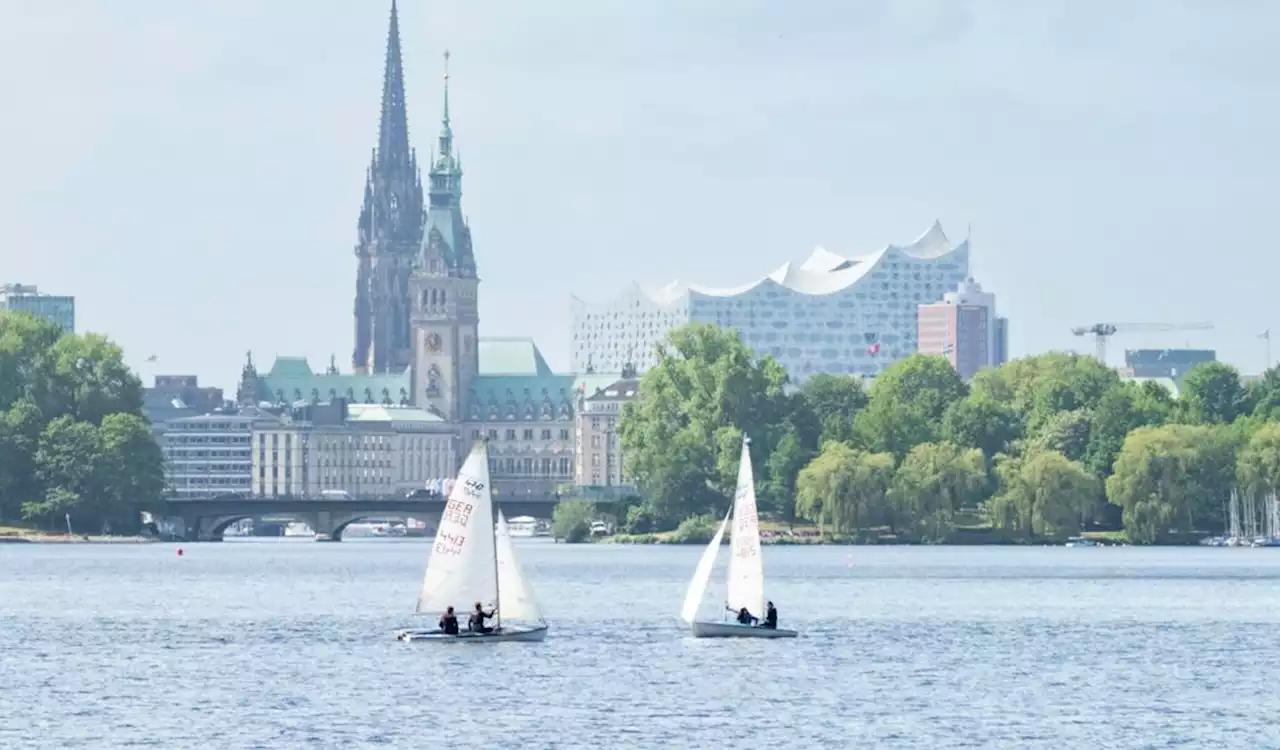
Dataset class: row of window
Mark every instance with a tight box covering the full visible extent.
[471,428,571,442]
[487,457,573,478]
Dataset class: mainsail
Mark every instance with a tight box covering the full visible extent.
[496,510,545,623]
[725,440,766,619]
[680,510,731,624]
[415,441,498,616]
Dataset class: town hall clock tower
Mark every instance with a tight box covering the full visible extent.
[410,53,479,421]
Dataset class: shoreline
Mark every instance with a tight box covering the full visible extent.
[0,534,157,545]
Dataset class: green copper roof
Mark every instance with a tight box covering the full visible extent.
[256,357,411,405]
[346,404,446,424]
[255,340,622,419]
[478,338,553,376]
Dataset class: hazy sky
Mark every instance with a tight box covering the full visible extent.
[2,0,1278,392]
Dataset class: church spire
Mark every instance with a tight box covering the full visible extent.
[377,0,411,171]
[353,0,425,375]
[439,50,454,159]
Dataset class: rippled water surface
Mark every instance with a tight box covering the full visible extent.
[4,542,1280,748]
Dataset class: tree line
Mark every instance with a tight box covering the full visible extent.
[0,311,163,533]
[616,323,1280,544]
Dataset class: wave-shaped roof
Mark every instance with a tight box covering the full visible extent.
[609,221,965,306]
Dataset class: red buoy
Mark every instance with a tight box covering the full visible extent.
[176,547,184,557]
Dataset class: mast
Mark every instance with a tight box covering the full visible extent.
[488,439,502,630]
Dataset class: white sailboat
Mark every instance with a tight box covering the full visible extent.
[681,438,797,639]
[396,440,549,642]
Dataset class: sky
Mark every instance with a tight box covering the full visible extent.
[2,0,1278,393]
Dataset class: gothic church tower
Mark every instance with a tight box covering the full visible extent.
[352,1,424,374]
[411,52,480,420]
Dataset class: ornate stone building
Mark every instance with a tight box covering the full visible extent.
[236,2,619,501]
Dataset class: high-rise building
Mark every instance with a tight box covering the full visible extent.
[0,283,75,332]
[571,222,970,381]
[916,278,1008,380]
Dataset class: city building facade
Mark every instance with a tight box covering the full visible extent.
[571,222,970,382]
[917,278,1009,380]
[250,402,457,499]
[161,411,281,499]
[231,3,619,504]
[1,283,75,332]
[142,376,225,432]
[1122,349,1216,382]
[574,369,640,490]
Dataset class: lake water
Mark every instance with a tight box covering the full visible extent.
[3,541,1280,749]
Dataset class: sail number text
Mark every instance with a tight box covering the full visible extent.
[434,532,467,555]
[442,500,474,527]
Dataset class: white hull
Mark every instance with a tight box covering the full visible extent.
[690,621,797,639]
[395,624,549,643]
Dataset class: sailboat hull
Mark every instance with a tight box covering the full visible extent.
[690,621,797,639]
[395,624,549,643]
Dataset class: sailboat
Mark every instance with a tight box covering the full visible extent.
[396,440,549,642]
[681,437,797,639]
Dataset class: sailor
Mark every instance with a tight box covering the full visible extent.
[759,601,778,629]
[469,601,496,633]
[438,606,459,635]
[727,605,758,625]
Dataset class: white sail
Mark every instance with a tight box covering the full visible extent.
[415,441,498,617]
[725,439,766,619]
[680,511,730,624]
[496,510,545,623]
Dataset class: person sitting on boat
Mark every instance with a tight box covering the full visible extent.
[469,601,496,633]
[438,606,459,635]
[759,601,778,629]
[727,605,757,625]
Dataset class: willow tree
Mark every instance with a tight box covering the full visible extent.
[988,449,1099,541]
[794,442,894,537]
[890,442,986,542]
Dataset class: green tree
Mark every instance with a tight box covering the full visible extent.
[796,373,868,445]
[1106,424,1236,543]
[95,413,165,531]
[1083,381,1171,478]
[988,449,1100,540]
[855,354,967,459]
[972,352,1120,425]
[759,426,812,522]
[0,399,44,520]
[1025,409,1091,463]
[1237,423,1280,505]
[552,498,596,543]
[619,324,792,528]
[890,442,986,542]
[941,396,1020,463]
[1178,362,1245,425]
[25,416,102,526]
[794,442,895,536]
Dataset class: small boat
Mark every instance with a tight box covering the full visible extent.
[1064,536,1098,547]
[681,437,797,639]
[396,440,548,643]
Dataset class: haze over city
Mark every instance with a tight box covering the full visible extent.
[2,0,1277,390]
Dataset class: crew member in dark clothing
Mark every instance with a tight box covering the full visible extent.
[759,601,778,629]
[438,606,459,635]
[469,601,497,633]
[727,605,758,625]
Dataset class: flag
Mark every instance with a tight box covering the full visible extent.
[145,354,158,362]
[867,342,881,355]
[1261,330,1271,341]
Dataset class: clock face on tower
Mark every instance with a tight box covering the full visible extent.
[425,332,442,352]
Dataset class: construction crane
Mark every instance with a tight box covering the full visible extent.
[1070,321,1214,364]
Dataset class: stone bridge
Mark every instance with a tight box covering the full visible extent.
[156,493,559,542]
